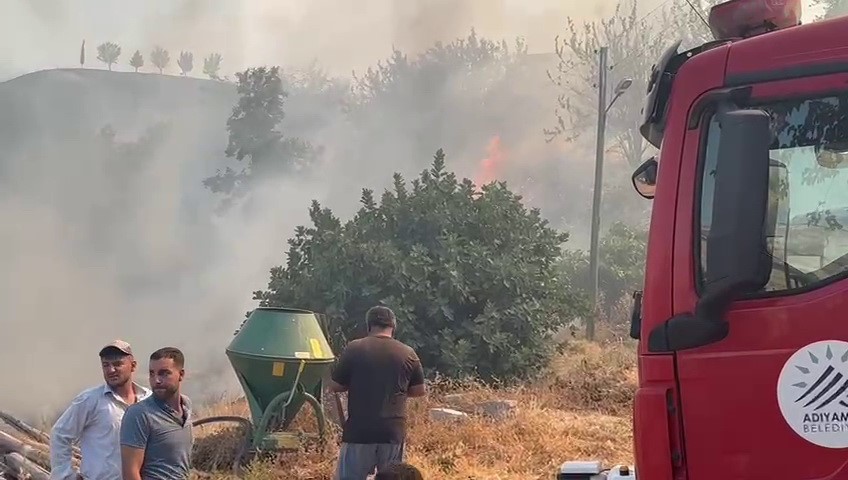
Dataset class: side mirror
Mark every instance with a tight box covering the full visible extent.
[704,108,773,296]
[631,157,658,199]
[649,108,772,352]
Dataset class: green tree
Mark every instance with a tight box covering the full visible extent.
[129,50,144,72]
[96,42,121,71]
[560,221,647,312]
[203,53,223,79]
[254,150,586,380]
[178,51,194,76]
[151,46,170,74]
[203,66,319,197]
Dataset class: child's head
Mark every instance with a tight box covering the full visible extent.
[375,462,424,480]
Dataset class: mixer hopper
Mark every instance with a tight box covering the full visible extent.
[225,307,335,451]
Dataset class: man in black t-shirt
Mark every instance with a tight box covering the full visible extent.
[329,306,426,480]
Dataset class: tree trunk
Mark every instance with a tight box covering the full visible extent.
[0,431,52,471]
[0,411,51,445]
[3,453,49,480]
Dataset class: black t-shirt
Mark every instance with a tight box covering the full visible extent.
[331,335,425,444]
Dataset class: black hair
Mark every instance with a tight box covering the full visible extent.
[375,463,424,480]
[366,305,396,329]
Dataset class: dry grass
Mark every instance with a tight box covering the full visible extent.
[189,336,638,480]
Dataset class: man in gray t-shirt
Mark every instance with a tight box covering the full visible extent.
[120,347,193,480]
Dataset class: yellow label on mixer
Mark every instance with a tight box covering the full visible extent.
[310,338,323,358]
[271,362,285,377]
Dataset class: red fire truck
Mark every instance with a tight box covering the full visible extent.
[561,0,848,478]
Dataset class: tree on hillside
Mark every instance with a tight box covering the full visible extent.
[97,42,121,71]
[203,66,319,197]
[350,29,527,112]
[151,46,170,74]
[344,29,533,193]
[178,51,194,76]
[203,53,223,80]
[79,40,85,67]
[129,50,144,72]
[254,150,586,380]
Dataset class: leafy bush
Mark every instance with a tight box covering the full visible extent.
[254,149,587,381]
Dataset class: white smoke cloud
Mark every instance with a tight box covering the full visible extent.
[0,0,828,422]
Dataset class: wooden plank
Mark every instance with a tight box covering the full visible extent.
[0,411,80,460]
[0,431,51,471]
[3,452,49,480]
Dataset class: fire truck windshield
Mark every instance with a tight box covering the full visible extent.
[699,93,848,292]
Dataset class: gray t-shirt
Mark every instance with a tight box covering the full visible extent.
[120,395,193,480]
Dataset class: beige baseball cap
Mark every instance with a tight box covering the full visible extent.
[99,339,133,357]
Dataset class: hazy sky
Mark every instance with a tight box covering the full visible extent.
[0,0,825,80]
[0,0,659,79]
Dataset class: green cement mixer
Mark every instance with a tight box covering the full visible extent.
[192,307,336,471]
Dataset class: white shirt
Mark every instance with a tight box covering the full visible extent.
[49,382,152,480]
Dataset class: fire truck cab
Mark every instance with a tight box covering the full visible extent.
[561,0,848,479]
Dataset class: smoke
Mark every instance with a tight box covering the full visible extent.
[0,0,825,79]
[0,1,553,428]
[0,0,663,421]
[0,0,826,423]
[0,0,621,79]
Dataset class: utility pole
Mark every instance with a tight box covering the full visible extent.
[587,46,609,342]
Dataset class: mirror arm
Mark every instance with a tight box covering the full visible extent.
[694,281,737,323]
[646,287,733,353]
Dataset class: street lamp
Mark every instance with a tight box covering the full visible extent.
[609,78,633,111]
[586,45,633,341]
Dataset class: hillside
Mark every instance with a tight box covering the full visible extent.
[0,69,264,418]
[0,68,234,197]
[0,68,235,129]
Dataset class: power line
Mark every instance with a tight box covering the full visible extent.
[638,0,674,24]
[683,0,711,31]
[609,0,712,73]
[608,0,675,72]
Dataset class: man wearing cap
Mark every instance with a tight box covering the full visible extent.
[329,305,427,480]
[50,340,151,480]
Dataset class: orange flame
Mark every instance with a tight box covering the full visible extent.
[474,135,506,191]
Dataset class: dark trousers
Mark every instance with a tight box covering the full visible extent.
[334,442,405,480]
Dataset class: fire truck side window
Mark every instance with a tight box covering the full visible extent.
[699,94,848,293]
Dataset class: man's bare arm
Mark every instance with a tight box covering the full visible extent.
[329,345,352,393]
[119,406,148,480]
[328,379,348,393]
[408,383,426,397]
[408,350,426,398]
[121,445,144,480]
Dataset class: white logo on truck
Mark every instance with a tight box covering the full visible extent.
[777,340,848,448]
